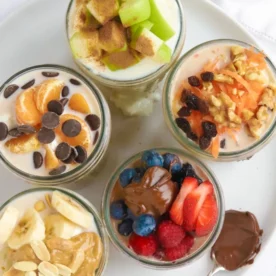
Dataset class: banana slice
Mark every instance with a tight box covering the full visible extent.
[44,213,78,239]
[0,206,19,244]
[51,191,92,229]
[8,209,45,250]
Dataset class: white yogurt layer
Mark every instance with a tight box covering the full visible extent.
[68,0,182,81]
[0,68,102,176]
[170,43,276,152]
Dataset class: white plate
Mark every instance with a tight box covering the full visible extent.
[0,0,276,275]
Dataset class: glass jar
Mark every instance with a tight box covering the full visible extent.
[163,39,276,162]
[66,0,186,116]
[102,147,225,269]
[0,64,111,186]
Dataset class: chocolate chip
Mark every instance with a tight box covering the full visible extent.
[201,72,214,82]
[177,106,191,117]
[37,128,55,144]
[70,78,81,85]
[0,122,8,141]
[18,125,36,134]
[60,98,69,107]
[93,131,99,145]
[220,139,226,149]
[175,118,191,134]
[199,136,211,150]
[188,76,201,87]
[8,128,23,137]
[63,147,78,164]
[85,114,100,131]
[33,152,43,169]
[62,119,81,137]
[4,84,19,98]
[62,86,69,97]
[55,142,72,161]
[42,71,59,77]
[21,79,35,89]
[74,146,87,163]
[42,112,60,129]
[47,100,64,115]
[49,165,66,176]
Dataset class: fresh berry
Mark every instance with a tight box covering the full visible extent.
[132,167,145,183]
[118,218,134,236]
[183,181,214,232]
[157,220,185,248]
[188,76,201,87]
[129,233,158,256]
[133,214,156,237]
[202,121,217,138]
[183,234,195,249]
[196,194,218,236]
[172,163,202,185]
[142,150,164,168]
[163,153,182,173]
[153,248,165,260]
[119,168,136,187]
[110,200,128,220]
[127,208,137,220]
[169,177,198,225]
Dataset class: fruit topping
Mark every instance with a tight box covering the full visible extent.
[69,93,91,114]
[44,145,60,170]
[55,142,72,161]
[21,79,35,90]
[34,200,46,212]
[33,152,43,169]
[119,168,137,187]
[175,118,191,134]
[188,76,201,87]
[41,112,60,130]
[130,20,153,35]
[61,86,69,97]
[141,149,164,168]
[49,165,67,176]
[118,218,134,236]
[202,121,217,138]
[74,145,88,163]
[129,233,158,256]
[0,122,8,141]
[5,134,40,154]
[37,128,55,144]
[110,200,128,220]
[17,125,36,135]
[201,71,214,82]
[133,214,156,236]
[163,153,182,173]
[47,100,64,115]
[41,72,59,77]
[199,136,212,150]
[4,84,19,99]
[177,106,191,117]
[85,114,101,131]
[62,119,82,137]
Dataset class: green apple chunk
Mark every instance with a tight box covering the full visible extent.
[70,31,102,59]
[130,20,154,35]
[130,27,172,63]
[119,0,151,27]
[84,8,101,30]
[149,0,175,41]
[102,49,140,71]
[86,0,119,25]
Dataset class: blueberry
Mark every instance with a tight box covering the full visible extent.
[133,214,156,237]
[133,167,145,183]
[142,150,164,168]
[119,168,136,187]
[127,209,137,220]
[110,200,128,220]
[118,218,133,236]
[163,153,182,173]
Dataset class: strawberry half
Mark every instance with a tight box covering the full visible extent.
[182,180,213,232]
[196,194,218,236]
[169,177,198,225]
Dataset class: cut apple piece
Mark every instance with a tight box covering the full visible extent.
[84,8,101,30]
[149,0,175,41]
[70,30,102,59]
[99,21,127,53]
[71,4,87,33]
[130,20,153,35]
[86,0,119,25]
[119,0,151,27]
[130,27,172,63]
[102,49,140,71]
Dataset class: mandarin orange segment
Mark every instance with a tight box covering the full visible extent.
[69,93,91,114]
[44,145,60,170]
[56,114,91,150]
[15,87,41,126]
[5,134,40,154]
[36,79,64,113]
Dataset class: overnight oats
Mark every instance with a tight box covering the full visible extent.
[66,0,185,116]
[0,187,108,276]
[102,148,224,268]
[163,39,276,161]
[0,65,111,185]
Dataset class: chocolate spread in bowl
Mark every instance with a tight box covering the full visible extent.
[211,210,262,271]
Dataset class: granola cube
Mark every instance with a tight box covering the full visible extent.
[256,106,269,121]
[214,74,234,84]
[242,109,254,121]
[247,118,263,138]
[231,46,245,56]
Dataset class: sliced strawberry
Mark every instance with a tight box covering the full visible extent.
[169,177,198,225]
[196,194,218,236]
[182,180,213,231]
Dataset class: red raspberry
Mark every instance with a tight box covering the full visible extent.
[157,220,185,248]
[165,235,195,261]
[129,233,158,256]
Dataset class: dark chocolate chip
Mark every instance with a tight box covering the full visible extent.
[85,114,100,131]
[42,112,60,129]
[18,125,36,134]
[21,79,35,89]
[201,72,214,82]
[187,132,198,141]
[74,146,87,163]
[199,136,212,150]
[62,86,69,97]
[55,142,72,161]
[47,100,64,115]
[62,119,81,137]
[0,122,8,141]
[93,131,99,145]
[177,106,191,117]
[70,78,81,85]
[4,84,19,98]
[42,71,59,77]
[49,165,66,176]
[60,98,69,107]
[220,139,226,149]
[37,128,55,144]
[188,76,201,87]
[8,128,23,137]
[175,118,191,134]
[33,151,43,169]
[63,147,78,164]
[202,121,217,138]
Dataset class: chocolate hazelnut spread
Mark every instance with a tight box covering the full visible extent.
[211,210,262,271]
[124,167,177,217]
